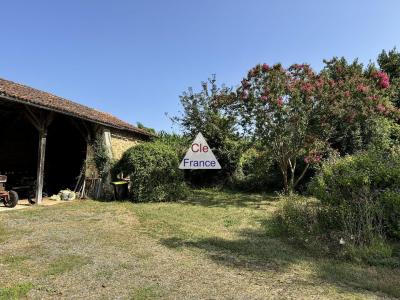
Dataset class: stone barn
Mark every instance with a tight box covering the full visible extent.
[0,78,154,203]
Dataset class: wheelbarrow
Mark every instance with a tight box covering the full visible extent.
[0,175,19,208]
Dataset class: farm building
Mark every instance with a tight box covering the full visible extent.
[0,78,153,203]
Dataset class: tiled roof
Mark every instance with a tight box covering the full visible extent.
[0,77,154,137]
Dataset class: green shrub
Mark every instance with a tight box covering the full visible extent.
[114,142,188,202]
[274,196,320,238]
[272,196,341,253]
[273,196,398,264]
[309,148,400,242]
[365,116,400,151]
[231,148,281,192]
[344,239,395,266]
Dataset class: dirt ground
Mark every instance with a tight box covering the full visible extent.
[0,199,64,212]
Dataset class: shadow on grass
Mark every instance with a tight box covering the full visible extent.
[160,218,308,273]
[179,189,279,208]
[160,219,400,298]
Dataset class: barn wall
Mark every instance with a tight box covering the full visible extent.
[85,143,97,178]
[85,127,146,178]
[110,130,142,160]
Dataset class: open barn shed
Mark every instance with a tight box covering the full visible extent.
[0,78,153,203]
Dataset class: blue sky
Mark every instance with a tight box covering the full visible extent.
[1,1,400,132]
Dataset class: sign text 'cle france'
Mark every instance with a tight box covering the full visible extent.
[179,133,221,169]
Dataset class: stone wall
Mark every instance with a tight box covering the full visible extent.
[85,143,98,178]
[84,126,149,198]
[85,127,147,178]
[110,130,142,160]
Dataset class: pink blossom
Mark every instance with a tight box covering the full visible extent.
[357,84,368,93]
[367,95,378,101]
[242,89,249,100]
[373,71,390,89]
[376,104,386,113]
[344,91,351,98]
[277,97,283,107]
[315,78,324,89]
[304,153,322,164]
[381,80,390,88]
[301,82,314,94]
[261,95,268,102]
[262,63,270,72]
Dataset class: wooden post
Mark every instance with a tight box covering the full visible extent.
[24,106,54,204]
[36,128,47,204]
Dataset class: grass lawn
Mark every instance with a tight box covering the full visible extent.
[0,189,399,299]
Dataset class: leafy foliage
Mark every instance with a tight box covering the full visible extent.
[225,63,332,193]
[92,136,112,181]
[309,149,400,241]
[274,195,398,264]
[157,131,191,159]
[114,142,188,202]
[378,48,400,80]
[378,48,400,108]
[136,122,157,135]
[231,147,281,192]
[173,75,243,186]
[320,57,397,154]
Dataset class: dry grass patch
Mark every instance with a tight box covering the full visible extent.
[45,254,91,276]
[0,190,398,299]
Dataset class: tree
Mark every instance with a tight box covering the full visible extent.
[378,48,400,79]
[321,57,397,154]
[224,63,331,194]
[136,122,156,135]
[173,75,243,185]
[223,61,397,194]
[378,48,400,107]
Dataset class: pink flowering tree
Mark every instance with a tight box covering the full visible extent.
[224,63,332,194]
[222,60,398,194]
[320,58,398,153]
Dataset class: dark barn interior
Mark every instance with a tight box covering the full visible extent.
[45,115,87,195]
[0,99,87,197]
[0,100,38,194]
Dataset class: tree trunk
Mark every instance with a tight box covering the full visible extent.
[288,169,295,195]
[279,165,289,195]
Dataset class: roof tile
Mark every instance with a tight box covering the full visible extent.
[0,78,154,137]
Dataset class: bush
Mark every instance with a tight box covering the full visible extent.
[309,148,400,242]
[185,138,243,187]
[231,148,282,192]
[114,142,188,202]
[272,196,341,253]
[273,196,398,264]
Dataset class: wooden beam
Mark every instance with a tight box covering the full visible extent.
[69,118,95,143]
[24,107,55,204]
[35,127,47,204]
[25,105,42,131]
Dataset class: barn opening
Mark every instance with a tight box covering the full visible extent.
[45,115,87,195]
[0,100,38,196]
[0,100,87,197]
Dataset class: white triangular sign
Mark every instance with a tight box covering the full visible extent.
[179,133,221,169]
